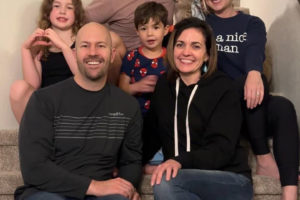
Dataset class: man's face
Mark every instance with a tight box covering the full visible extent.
[76,24,115,82]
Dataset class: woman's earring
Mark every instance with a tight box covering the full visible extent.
[202,62,208,74]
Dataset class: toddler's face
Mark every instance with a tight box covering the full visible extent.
[136,18,169,51]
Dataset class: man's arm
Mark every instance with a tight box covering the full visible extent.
[154,0,174,25]
[118,107,143,188]
[19,92,91,199]
[85,0,112,23]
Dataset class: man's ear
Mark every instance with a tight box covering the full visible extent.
[110,48,116,63]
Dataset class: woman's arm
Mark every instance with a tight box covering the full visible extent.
[85,0,113,23]
[244,17,267,109]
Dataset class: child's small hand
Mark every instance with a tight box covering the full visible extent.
[135,75,158,93]
[44,28,68,50]
[23,28,50,50]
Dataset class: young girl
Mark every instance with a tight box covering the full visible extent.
[10,0,85,123]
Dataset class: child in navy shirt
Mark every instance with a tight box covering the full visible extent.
[119,1,170,169]
[119,1,169,116]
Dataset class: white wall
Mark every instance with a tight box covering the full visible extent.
[0,0,92,129]
[0,0,40,129]
[241,0,300,125]
[0,0,299,129]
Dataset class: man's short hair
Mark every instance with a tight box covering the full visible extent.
[134,1,168,29]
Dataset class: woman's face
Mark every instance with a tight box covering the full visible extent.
[174,28,209,80]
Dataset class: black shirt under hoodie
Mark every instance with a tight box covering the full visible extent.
[143,71,251,180]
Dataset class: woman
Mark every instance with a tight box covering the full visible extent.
[205,0,299,199]
[142,17,253,200]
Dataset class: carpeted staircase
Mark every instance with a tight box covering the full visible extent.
[0,129,299,200]
[0,129,22,200]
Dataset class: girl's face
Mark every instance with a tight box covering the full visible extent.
[205,0,233,15]
[49,0,75,31]
[174,28,209,81]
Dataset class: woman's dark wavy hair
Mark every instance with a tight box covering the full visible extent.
[37,0,86,59]
[166,17,217,81]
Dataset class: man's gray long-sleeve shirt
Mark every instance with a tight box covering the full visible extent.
[16,78,143,199]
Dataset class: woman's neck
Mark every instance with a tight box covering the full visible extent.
[179,72,201,86]
[214,7,238,18]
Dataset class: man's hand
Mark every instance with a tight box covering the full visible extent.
[150,159,181,186]
[87,178,136,199]
[244,70,264,109]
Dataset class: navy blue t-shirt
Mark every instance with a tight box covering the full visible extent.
[206,12,266,79]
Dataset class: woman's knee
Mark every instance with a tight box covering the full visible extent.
[153,175,172,195]
[153,171,188,197]
[268,95,296,117]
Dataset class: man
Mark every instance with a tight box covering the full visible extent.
[15,23,142,200]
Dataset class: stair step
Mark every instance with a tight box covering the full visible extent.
[0,129,18,146]
[0,171,23,194]
[0,145,20,172]
[0,195,14,200]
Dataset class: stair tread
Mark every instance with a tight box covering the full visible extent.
[0,129,18,145]
[0,171,23,194]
